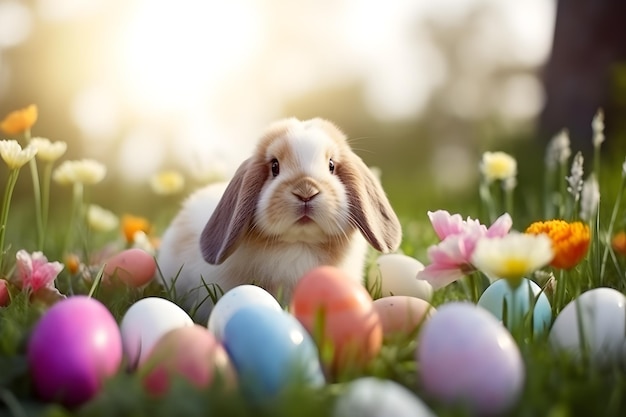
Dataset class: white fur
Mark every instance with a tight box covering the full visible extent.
[155,118,400,322]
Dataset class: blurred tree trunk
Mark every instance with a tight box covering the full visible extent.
[539,0,626,152]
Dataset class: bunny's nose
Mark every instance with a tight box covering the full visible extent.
[293,191,319,202]
[292,179,320,202]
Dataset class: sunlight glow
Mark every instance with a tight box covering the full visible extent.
[115,0,264,114]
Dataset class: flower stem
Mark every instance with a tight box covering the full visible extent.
[40,161,53,249]
[599,174,625,284]
[24,130,44,250]
[0,169,21,272]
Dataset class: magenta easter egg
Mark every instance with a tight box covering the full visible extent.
[27,296,122,407]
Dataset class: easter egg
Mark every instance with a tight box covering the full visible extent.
[334,377,436,417]
[372,296,435,339]
[290,265,383,372]
[141,325,236,396]
[417,302,525,416]
[478,278,552,334]
[549,287,626,366]
[103,248,156,287]
[27,296,122,407]
[367,254,432,301]
[207,284,282,339]
[222,305,325,402]
[120,297,193,369]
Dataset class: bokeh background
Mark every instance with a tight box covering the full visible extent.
[1,0,625,231]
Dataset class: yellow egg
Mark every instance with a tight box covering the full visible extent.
[372,296,435,339]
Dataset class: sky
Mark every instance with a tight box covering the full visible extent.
[0,0,556,183]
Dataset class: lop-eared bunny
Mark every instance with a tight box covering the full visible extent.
[157,117,401,320]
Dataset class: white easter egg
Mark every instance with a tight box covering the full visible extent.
[333,377,436,417]
[478,278,552,334]
[120,297,194,369]
[417,302,524,416]
[367,254,432,301]
[549,287,626,366]
[207,284,282,340]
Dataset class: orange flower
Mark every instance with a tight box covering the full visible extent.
[611,231,626,256]
[122,214,152,243]
[525,220,590,269]
[1,104,38,135]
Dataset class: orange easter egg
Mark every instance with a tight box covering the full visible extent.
[141,325,236,396]
[372,296,435,339]
[290,266,382,373]
[103,248,156,287]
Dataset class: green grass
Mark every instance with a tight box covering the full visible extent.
[2,130,626,416]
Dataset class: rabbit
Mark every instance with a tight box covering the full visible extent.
[156,117,402,321]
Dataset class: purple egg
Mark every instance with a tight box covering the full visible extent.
[27,296,122,407]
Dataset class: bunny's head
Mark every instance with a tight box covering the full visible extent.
[200,117,401,264]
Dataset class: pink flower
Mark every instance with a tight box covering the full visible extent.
[417,211,513,290]
[0,279,9,306]
[14,250,64,293]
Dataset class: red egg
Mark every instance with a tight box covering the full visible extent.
[372,296,435,339]
[103,248,156,287]
[289,266,382,373]
[141,325,237,396]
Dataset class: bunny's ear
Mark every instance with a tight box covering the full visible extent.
[200,158,267,264]
[339,155,402,253]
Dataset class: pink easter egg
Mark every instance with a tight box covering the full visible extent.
[27,296,122,407]
[103,248,156,287]
[141,325,237,396]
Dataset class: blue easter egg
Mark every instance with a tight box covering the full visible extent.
[478,278,552,334]
[222,305,325,402]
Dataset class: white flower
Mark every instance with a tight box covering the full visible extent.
[53,159,106,185]
[545,129,571,170]
[580,175,600,222]
[30,137,67,162]
[592,108,604,148]
[131,231,156,256]
[150,170,185,195]
[622,157,626,179]
[566,152,584,201]
[480,151,517,184]
[471,232,554,287]
[87,204,119,232]
[0,140,37,169]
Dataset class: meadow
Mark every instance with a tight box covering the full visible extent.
[1,105,626,417]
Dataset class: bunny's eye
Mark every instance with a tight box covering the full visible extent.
[271,158,280,177]
[329,159,335,174]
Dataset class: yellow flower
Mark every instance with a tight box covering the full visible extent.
[0,104,38,135]
[122,214,152,244]
[471,232,554,288]
[150,170,185,195]
[52,159,106,185]
[87,204,119,232]
[480,151,517,183]
[30,137,68,162]
[525,220,590,269]
[0,140,37,169]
